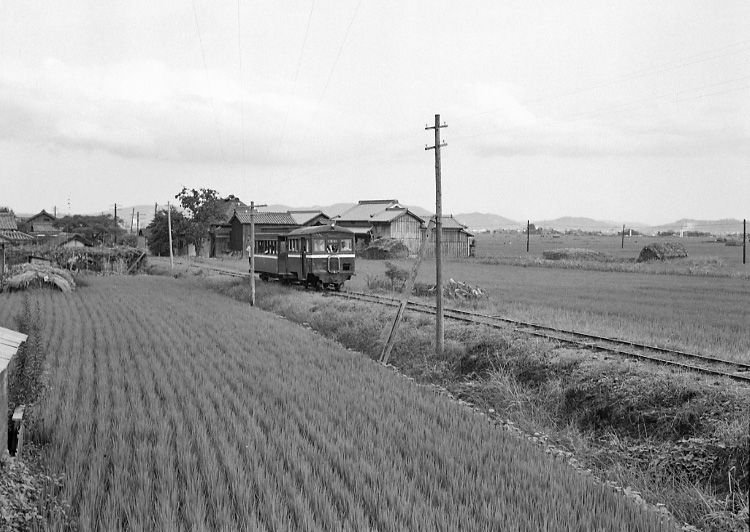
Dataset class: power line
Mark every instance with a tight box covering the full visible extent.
[191,0,227,170]
[236,0,246,176]
[272,0,316,173]
[455,40,750,123]
[291,0,362,165]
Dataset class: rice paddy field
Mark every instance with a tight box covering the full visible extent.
[0,276,676,531]
[347,234,750,363]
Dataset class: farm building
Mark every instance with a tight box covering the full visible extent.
[0,212,34,245]
[210,196,251,257]
[39,233,92,248]
[20,209,58,235]
[228,211,299,258]
[335,200,426,253]
[425,216,474,258]
[289,210,330,227]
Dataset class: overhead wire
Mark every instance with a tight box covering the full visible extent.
[236,0,246,177]
[271,0,316,176]
[290,0,362,167]
[191,0,227,171]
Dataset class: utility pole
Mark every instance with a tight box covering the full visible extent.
[743,219,746,265]
[155,203,158,217]
[112,204,118,245]
[135,212,142,235]
[622,224,625,249]
[426,114,447,356]
[527,221,530,252]
[130,208,135,234]
[167,202,174,269]
[249,201,267,306]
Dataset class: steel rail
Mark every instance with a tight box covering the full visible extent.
[329,291,750,384]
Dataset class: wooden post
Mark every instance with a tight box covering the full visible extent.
[0,242,5,289]
[426,114,447,356]
[249,202,267,307]
[743,219,746,265]
[250,202,256,306]
[380,218,435,365]
[526,220,530,252]
[167,202,174,269]
[622,224,625,249]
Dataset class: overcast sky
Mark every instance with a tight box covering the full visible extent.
[2,1,748,224]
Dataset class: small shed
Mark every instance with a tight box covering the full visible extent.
[0,327,28,456]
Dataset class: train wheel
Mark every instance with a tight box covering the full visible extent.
[333,283,342,291]
[259,273,269,282]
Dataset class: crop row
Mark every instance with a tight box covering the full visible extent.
[0,277,674,531]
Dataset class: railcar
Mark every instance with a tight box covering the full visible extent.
[252,224,355,290]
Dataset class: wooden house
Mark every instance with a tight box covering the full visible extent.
[228,211,299,258]
[425,216,474,258]
[21,209,58,235]
[289,210,330,227]
[334,200,426,252]
[40,233,92,248]
[0,213,34,244]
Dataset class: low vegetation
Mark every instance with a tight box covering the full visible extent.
[205,274,748,532]
[0,276,676,531]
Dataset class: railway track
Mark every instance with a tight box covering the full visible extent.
[328,290,750,384]
[155,259,750,384]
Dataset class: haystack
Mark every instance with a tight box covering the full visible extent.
[6,263,76,292]
[542,248,613,262]
[359,238,410,260]
[637,242,688,262]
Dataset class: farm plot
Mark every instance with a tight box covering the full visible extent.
[0,277,674,531]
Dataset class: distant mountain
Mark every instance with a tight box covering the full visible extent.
[531,217,622,232]
[650,218,744,235]
[453,212,523,230]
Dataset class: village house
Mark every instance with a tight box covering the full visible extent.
[334,200,426,252]
[426,215,474,258]
[228,211,299,258]
[0,212,34,245]
[19,209,59,236]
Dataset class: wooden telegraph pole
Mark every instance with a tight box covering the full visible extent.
[527,220,530,252]
[743,219,746,265]
[249,201,267,306]
[622,224,625,249]
[167,202,174,269]
[426,114,447,356]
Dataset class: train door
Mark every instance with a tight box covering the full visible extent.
[277,236,288,275]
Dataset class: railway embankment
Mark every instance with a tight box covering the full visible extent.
[207,276,749,532]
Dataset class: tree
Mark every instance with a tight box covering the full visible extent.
[53,214,125,246]
[146,207,188,256]
[175,187,225,256]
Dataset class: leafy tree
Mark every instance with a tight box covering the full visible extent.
[146,207,188,256]
[175,187,225,256]
[53,214,125,246]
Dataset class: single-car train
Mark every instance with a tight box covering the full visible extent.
[251,224,355,290]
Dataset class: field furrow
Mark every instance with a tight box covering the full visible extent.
[0,276,676,531]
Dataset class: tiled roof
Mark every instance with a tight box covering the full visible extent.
[25,210,56,223]
[29,222,57,233]
[0,213,18,231]
[289,211,329,225]
[0,230,34,242]
[232,211,297,225]
[336,200,403,222]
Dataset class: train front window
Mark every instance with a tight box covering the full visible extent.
[313,239,325,253]
[326,239,339,253]
[340,239,353,252]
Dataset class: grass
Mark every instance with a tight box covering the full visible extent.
[206,275,749,532]
[0,276,676,531]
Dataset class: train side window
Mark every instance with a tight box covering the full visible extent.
[313,239,325,252]
[289,239,298,252]
[340,239,352,252]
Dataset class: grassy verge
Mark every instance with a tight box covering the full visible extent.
[207,275,749,532]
